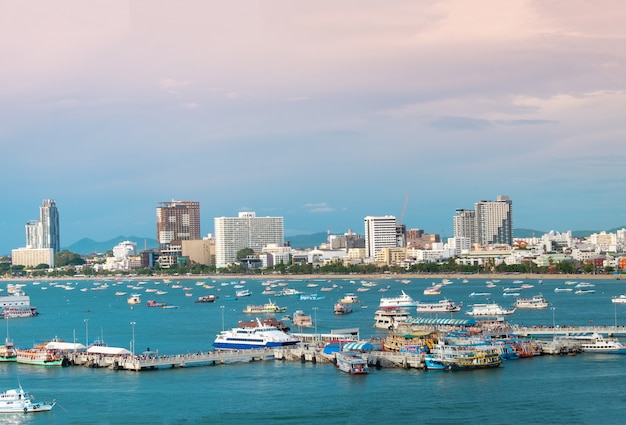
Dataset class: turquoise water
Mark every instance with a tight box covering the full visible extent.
[2,276,626,424]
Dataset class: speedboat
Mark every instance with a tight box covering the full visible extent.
[0,386,55,413]
[379,290,417,309]
[213,320,300,350]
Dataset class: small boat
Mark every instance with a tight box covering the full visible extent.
[195,295,219,303]
[292,310,313,327]
[424,284,442,295]
[0,386,56,413]
[299,293,325,301]
[340,293,360,304]
[235,289,251,297]
[612,295,626,304]
[554,287,573,293]
[334,302,353,315]
[127,294,141,305]
[469,292,491,297]
[575,282,595,288]
[575,289,596,295]
[0,338,17,362]
[146,300,165,307]
[336,351,369,374]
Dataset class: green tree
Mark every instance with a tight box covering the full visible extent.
[55,250,85,267]
[236,248,255,260]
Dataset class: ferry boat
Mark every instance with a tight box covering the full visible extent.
[2,306,39,318]
[242,300,287,314]
[334,302,353,315]
[340,293,360,304]
[416,299,462,313]
[465,303,516,317]
[373,308,411,329]
[0,386,56,413]
[565,333,626,354]
[16,348,64,367]
[0,289,31,309]
[424,344,502,371]
[379,290,418,309]
[336,351,368,374]
[213,320,300,350]
[514,295,549,309]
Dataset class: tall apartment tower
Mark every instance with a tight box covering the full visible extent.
[453,208,477,246]
[364,215,397,258]
[214,212,284,268]
[156,200,201,251]
[475,195,513,246]
[25,199,60,254]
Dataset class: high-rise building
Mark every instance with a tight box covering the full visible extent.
[214,212,284,268]
[156,200,201,267]
[475,195,513,246]
[453,208,477,246]
[24,199,60,254]
[364,215,397,258]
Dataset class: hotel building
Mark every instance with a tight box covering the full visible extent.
[156,200,201,267]
[364,215,398,259]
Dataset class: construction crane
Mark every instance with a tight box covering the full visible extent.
[399,192,410,225]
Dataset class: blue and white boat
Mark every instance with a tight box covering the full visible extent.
[213,320,300,350]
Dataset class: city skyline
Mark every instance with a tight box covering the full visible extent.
[2,2,626,256]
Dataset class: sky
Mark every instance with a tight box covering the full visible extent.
[1,0,626,255]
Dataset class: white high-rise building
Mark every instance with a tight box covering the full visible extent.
[364,215,397,258]
[24,199,60,254]
[453,208,476,246]
[214,212,284,268]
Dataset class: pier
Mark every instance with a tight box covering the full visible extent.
[513,325,626,337]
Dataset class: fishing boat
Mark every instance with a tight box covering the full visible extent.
[466,303,516,317]
[514,295,549,309]
[336,351,369,374]
[242,300,287,314]
[379,290,418,309]
[213,320,300,350]
[334,302,353,315]
[0,386,56,413]
[416,299,462,313]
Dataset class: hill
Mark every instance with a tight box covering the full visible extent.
[63,236,158,255]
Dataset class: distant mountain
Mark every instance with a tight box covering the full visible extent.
[64,236,158,255]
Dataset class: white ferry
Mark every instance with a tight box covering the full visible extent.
[514,295,549,309]
[373,308,412,330]
[466,303,516,317]
[213,320,300,350]
[416,299,462,313]
[0,289,31,308]
[0,386,55,413]
[565,333,626,354]
[379,290,417,309]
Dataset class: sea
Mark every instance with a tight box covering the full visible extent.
[2,275,626,425]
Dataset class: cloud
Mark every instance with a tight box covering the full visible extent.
[428,116,492,131]
[304,202,335,213]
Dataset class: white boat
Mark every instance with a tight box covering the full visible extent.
[575,282,595,288]
[0,289,31,309]
[565,333,626,354]
[336,351,368,374]
[423,284,442,295]
[514,295,549,309]
[554,287,573,293]
[466,303,516,317]
[2,307,39,318]
[416,299,462,313]
[575,289,596,295]
[469,292,491,297]
[612,295,626,304]
[373,308,411,330]
[379,290,417,309]
[213,320,300,350]
[235,289,251,297]
[292,310,313,327]
[340,293,360,304]
[334,302,353,315]
[127,294,141,304]
[0,386,55,413]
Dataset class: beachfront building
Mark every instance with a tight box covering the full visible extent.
[475,195,513,247]
[156,200,201,268]
[364,215,397,259]
[214,212,284,269]
[453,208,477,246]
[11,247,54,268]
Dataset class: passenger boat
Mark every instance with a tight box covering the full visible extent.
[379,290,418,309]
[465,303,516,317]
[416,299,462,313]
[127,294,141,304]
[336,351,369,374]
[514,295,549,309]
[339,293,360,304]
[16,348,64,367]
[242,300,287,314]
[334,302,353,315]
[424,344,502,371]
[238,317,290,333]
[0,386,55,413]
[195,295,219,303]
[2,306,39,318]
[0,289,31,309]
[213,320,300,350]
[373,308,411,329]
[292,310,313,327]
[612,295,626,304]
[565,333,626,354]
